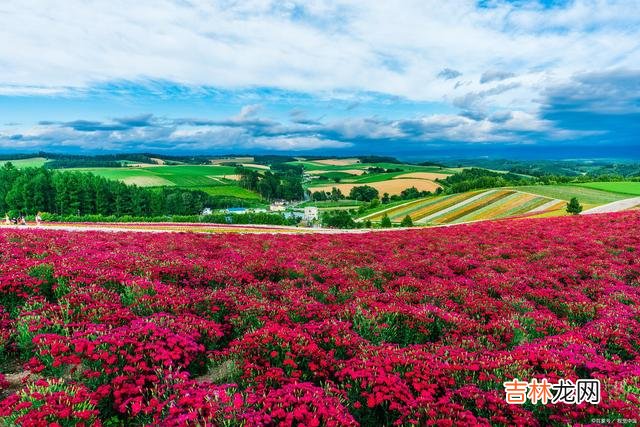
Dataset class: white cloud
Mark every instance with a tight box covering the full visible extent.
[0,0,637,114]
[252,136,352,150]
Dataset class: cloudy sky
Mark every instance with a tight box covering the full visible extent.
[0,0,639,159]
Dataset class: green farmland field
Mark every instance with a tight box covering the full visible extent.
[74,168,175,186]
[298,199,364,208]
[0,157,49,168]
[511,185,629,205]
[75,165,238,187]
[200,185,261,199]
[576,181,640,196]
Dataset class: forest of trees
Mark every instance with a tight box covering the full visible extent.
[0,163,238,217]
[438,168,537,194]
[236,166,304,201]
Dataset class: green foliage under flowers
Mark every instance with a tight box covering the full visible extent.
[351,308,449,346]
[0,378,99,427]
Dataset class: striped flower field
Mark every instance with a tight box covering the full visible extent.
[363,190,565,225]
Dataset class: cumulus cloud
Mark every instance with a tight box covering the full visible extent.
[480,70,515,84]
[438,68,462,80]
[543,69,640,114]
[539,69,640,144]
[114,114,155,128]
[453,82,521,110]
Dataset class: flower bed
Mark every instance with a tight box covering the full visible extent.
[1,212,639,425]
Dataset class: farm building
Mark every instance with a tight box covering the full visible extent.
[303,207,319,222]
[270,201,286,212]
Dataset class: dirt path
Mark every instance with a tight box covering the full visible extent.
[582,196,640,214]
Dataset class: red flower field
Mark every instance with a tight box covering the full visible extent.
[1,212,639,426]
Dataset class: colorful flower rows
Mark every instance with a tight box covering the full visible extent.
[0,212,639,425]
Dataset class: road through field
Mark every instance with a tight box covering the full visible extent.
[582,196,640,214]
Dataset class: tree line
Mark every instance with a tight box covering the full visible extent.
[236,166,304,201]
[437,168,536,194]
[0,163,244,217]
[311,185,434,203]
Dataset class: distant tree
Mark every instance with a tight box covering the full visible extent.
[566,197,583,215]
[380,214,392,228]
[400,187,421,200]
[323,210,355,229]
[400,215,413,227]
[381,192,390,204]
[364,219,372,228]
[330,187,344,201]
[312,191,328,201]
[349,185,379,202]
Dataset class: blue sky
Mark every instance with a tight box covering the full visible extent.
[0,0,638,159]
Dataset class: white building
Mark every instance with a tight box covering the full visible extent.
[303,206,319,222]
[270,201,286,212]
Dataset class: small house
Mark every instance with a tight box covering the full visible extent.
[303,206,319,222]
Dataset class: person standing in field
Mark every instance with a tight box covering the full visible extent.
[35,212,42,226]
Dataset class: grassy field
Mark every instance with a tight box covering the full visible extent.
[576,181,640,196]
[297,199,364,208]
[75,168,175,186]
[199,185,261,199]
[313,171,358,181]
[512,185,630,206]
[69,164,257,200]
[0,157,49,168]
[75,165,238,187]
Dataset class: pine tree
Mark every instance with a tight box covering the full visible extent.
[380,214,392,228]
[400,215,413,227]
[566,197,583,215]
